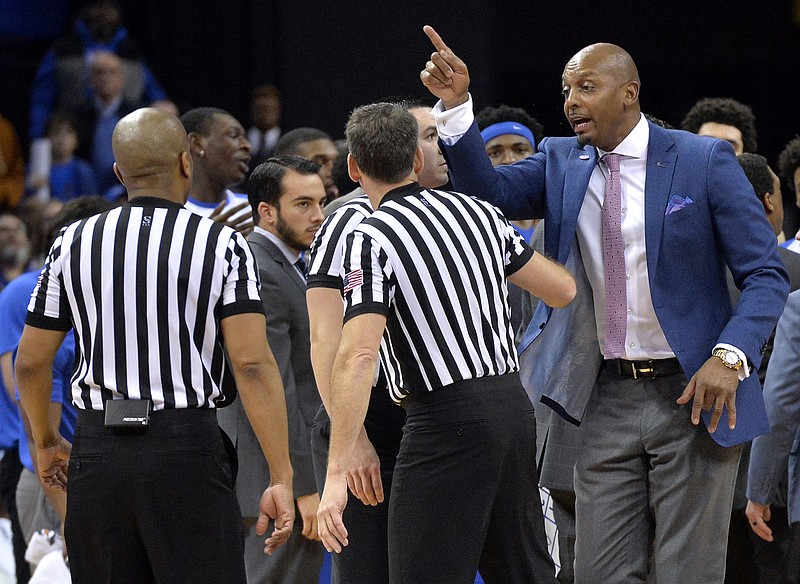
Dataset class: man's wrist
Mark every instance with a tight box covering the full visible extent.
[442,94,469,111]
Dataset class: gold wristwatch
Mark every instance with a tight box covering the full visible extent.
[713,348,743,371]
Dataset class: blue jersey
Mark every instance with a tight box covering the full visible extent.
[0,270,77,470]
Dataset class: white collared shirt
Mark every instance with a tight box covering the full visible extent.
[578,114,673,359]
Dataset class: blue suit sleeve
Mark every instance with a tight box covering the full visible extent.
[708,140,790,369]
[440,122,547,221]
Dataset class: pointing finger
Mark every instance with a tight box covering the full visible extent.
[423,25,449,54]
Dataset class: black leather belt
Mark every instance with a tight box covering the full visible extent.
[604,358,682,380]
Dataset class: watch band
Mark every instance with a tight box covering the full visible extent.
[713,348,742,371]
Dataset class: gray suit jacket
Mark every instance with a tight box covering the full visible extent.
[748,289,800,524]
[217,231,319,517]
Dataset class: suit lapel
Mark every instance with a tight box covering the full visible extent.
[248,231,306,293]
[643,125,677,275]
[557,145,597,262]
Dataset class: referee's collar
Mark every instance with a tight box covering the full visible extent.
[379,182,421,206]
[126,196,186,210]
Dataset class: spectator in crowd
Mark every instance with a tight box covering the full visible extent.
[0,212,30,291]
[275,128,339,201]
[247,85,282,173]
[71,50,139,201]
[681,97,757,156]
[181,107,254,235]
[0,114,25,210]
[476,104,544,170]
[778,137,800,253]
[29,0,173,142]
[28,113,97,202]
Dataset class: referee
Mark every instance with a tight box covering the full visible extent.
[317,102,576,584]
[15,108,294,584]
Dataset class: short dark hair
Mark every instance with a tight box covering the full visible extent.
[247,156,321,221]
[680,98,757,153]
[273,128,332,157]
[475,104,545,148]
[345,102,418,184]
[330,139,358,196]
[777,136,800,195]
[179,107,232,136]
[737,153,774,201]
[47,196,114,248]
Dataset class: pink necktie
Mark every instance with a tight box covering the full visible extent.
[602,153,626,358]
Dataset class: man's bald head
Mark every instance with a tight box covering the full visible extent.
[112,108,192,202]
[566,43,640,89]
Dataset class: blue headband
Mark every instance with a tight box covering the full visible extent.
[480,121,536,150]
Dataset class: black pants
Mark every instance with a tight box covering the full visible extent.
[0,446,30,584]
[311,387,405,584]
[65,408,246,584]
[389,373,557,584]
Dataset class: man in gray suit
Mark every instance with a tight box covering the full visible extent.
[746,290,800,560]
[218,155,327,583]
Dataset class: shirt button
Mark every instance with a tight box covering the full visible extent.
[629,342,635,348]
[622,207,627,214]
[627,308,632,314]
[625,240,632,247]
[626,274,632,280]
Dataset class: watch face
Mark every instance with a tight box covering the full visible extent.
[724,352,738,365]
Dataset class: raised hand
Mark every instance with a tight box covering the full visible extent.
[208,199,254,236]
[420,25,470,110]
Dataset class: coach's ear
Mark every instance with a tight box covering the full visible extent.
[412,145,424,177]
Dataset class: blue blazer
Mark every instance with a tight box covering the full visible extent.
[748,290,800,524]
[442,120,790,447]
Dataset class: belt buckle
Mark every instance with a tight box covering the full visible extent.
[631,360,655,380]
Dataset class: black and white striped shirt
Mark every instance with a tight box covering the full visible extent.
[342,183,533,402]
[307,193,391,389]
[307,193,373,290]
[26,196,264,411]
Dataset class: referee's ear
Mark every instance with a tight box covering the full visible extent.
[347,153,362,184]
[180,151,192,179]
[113,162,125,187]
